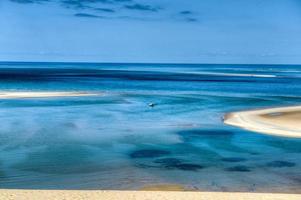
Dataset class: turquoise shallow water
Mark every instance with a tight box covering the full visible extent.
[0,62,301,192]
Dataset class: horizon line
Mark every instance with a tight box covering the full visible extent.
[0,61,300,66]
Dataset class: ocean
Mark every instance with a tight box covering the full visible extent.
[0,62,301,192]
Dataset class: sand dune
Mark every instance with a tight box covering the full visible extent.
[224,105,301,138]
[0,91,100,99]
[1,190,301,200]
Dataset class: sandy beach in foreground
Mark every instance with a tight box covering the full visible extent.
[224,105,301,138]
[0,91,100,99]
[1,190,301,200]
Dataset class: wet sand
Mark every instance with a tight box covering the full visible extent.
[0,91,100,99]
[1,190,300,200]
[224,105,301,138]
[140,184,186,191]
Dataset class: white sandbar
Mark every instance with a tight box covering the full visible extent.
[0,91,100,99]
[224,105,301,138]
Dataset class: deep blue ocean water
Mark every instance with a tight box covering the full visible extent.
[0,62,301,192]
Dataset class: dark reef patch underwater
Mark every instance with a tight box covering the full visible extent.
[0,62,301,192]
[130,149,171,159]
[266,161,296,168]
[221,157,247,162]
[225,165,251,172]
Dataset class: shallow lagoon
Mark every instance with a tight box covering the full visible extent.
[0,63,301,192]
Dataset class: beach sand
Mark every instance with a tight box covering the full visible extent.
[140,184,187,191]
[224,105,301,138]
[0,91,100,99]
[1,190,301,200]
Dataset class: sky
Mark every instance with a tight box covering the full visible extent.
[0,0,301,64]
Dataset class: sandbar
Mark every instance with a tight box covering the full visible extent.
[224,105,301,138]
[0,91,100,99]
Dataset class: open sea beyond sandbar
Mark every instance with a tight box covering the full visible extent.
[0,62,301,193]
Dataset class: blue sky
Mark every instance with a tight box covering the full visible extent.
[0,0,301,64]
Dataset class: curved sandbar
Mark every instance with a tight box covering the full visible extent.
[224,105,301,138]
[0,91,100,99]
